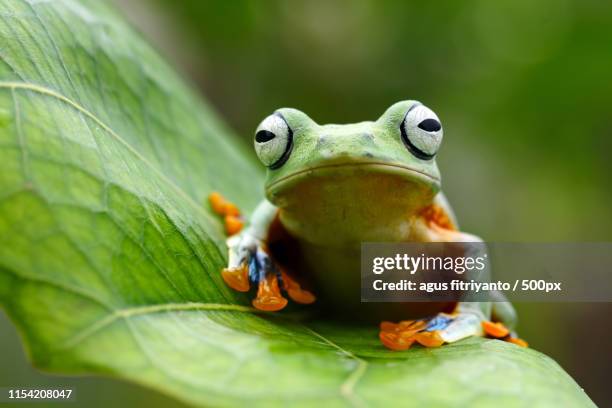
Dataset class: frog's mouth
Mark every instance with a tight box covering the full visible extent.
[266,161,440,197]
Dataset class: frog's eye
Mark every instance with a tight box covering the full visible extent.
[254,113,293,169]
[400,104,443,160]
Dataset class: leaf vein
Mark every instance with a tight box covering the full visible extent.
[62,302,258,349]
[0,81,221,229]
[304,327,368,408]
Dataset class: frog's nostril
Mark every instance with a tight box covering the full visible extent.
[418,119,441,132]
[361,133,374,140]
[316,135,331,148]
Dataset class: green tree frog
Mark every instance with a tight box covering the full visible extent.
[210,101,526,350]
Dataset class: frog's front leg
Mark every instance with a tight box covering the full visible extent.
[210,194,315,311]
[379,204,526,351]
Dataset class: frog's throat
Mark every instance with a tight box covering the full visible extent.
[265,161,440,195]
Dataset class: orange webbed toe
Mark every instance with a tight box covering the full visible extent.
[252,274,288,312]
[506,337,528,347]
[414,331,444,348]
[482,321,510,338]
[379,331,416,351]
[209,192,244,235]
[281,271,316,304]
[221,264,250,292]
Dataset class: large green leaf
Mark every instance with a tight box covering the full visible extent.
[0,1,595,407]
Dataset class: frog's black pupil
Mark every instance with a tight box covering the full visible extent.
[418,118,441,132]
[255,130,276,143]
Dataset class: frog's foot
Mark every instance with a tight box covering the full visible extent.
[379,312,484,351]
[222,234,315,312]
[482,321,528,347]
[380,314,528,351]
[379,319,437,350]
[209,192,244,235]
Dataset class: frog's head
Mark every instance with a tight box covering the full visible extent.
[254,101,443,209]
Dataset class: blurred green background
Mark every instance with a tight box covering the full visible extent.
[1,0,610,406]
